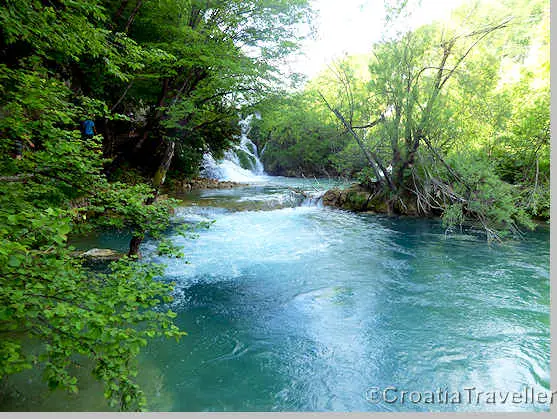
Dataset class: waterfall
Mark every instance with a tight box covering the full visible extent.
[201,114,267,183]
[237,114,265,175]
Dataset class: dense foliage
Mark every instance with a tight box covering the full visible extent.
[0,0,310,410]
[252,92,353,177]
[251,0,549,239]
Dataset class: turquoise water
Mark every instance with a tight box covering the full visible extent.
[2,177,549,411]
[138,177,550,412]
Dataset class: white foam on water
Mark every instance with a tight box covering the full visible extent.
[202,114,268,183]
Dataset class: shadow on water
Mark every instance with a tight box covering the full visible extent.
[0,348,174,411]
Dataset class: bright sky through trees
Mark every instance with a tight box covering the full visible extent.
[287,0,465,78]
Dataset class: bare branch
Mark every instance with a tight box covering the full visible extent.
[111,80,134,112]
[317,90,395,191]
[439,18,513,90]
[352,115,385,130]
[124,0,144,34]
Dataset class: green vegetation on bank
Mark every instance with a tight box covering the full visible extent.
[252,92,354,177]
[0,0,310,410]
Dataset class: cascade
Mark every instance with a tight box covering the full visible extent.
[201,114,266,182]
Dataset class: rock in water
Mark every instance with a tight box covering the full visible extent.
[322,188,343,207]
[323,183,418,215]
[80,248,123,261]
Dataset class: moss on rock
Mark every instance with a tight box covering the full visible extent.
[323,183,415,215]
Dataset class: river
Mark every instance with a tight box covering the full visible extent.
[134,175,549,412]
[1,175,550,412]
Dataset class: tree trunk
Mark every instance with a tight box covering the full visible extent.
[127,140,175,257]
[153,141,175,190]
[102,118,115,158]
[331,109,394,191]
[128,235,143,258]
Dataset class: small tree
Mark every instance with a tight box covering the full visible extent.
[318,2,536,239]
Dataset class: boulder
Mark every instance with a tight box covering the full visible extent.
[80,248,123,261]
[322,188,343,207]
[323,182,419,215]
[323,183,389,213]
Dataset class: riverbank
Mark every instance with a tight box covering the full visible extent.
[322,183,420,215]
[322,182,549,238]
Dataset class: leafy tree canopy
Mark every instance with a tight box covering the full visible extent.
[1,0,311,410]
